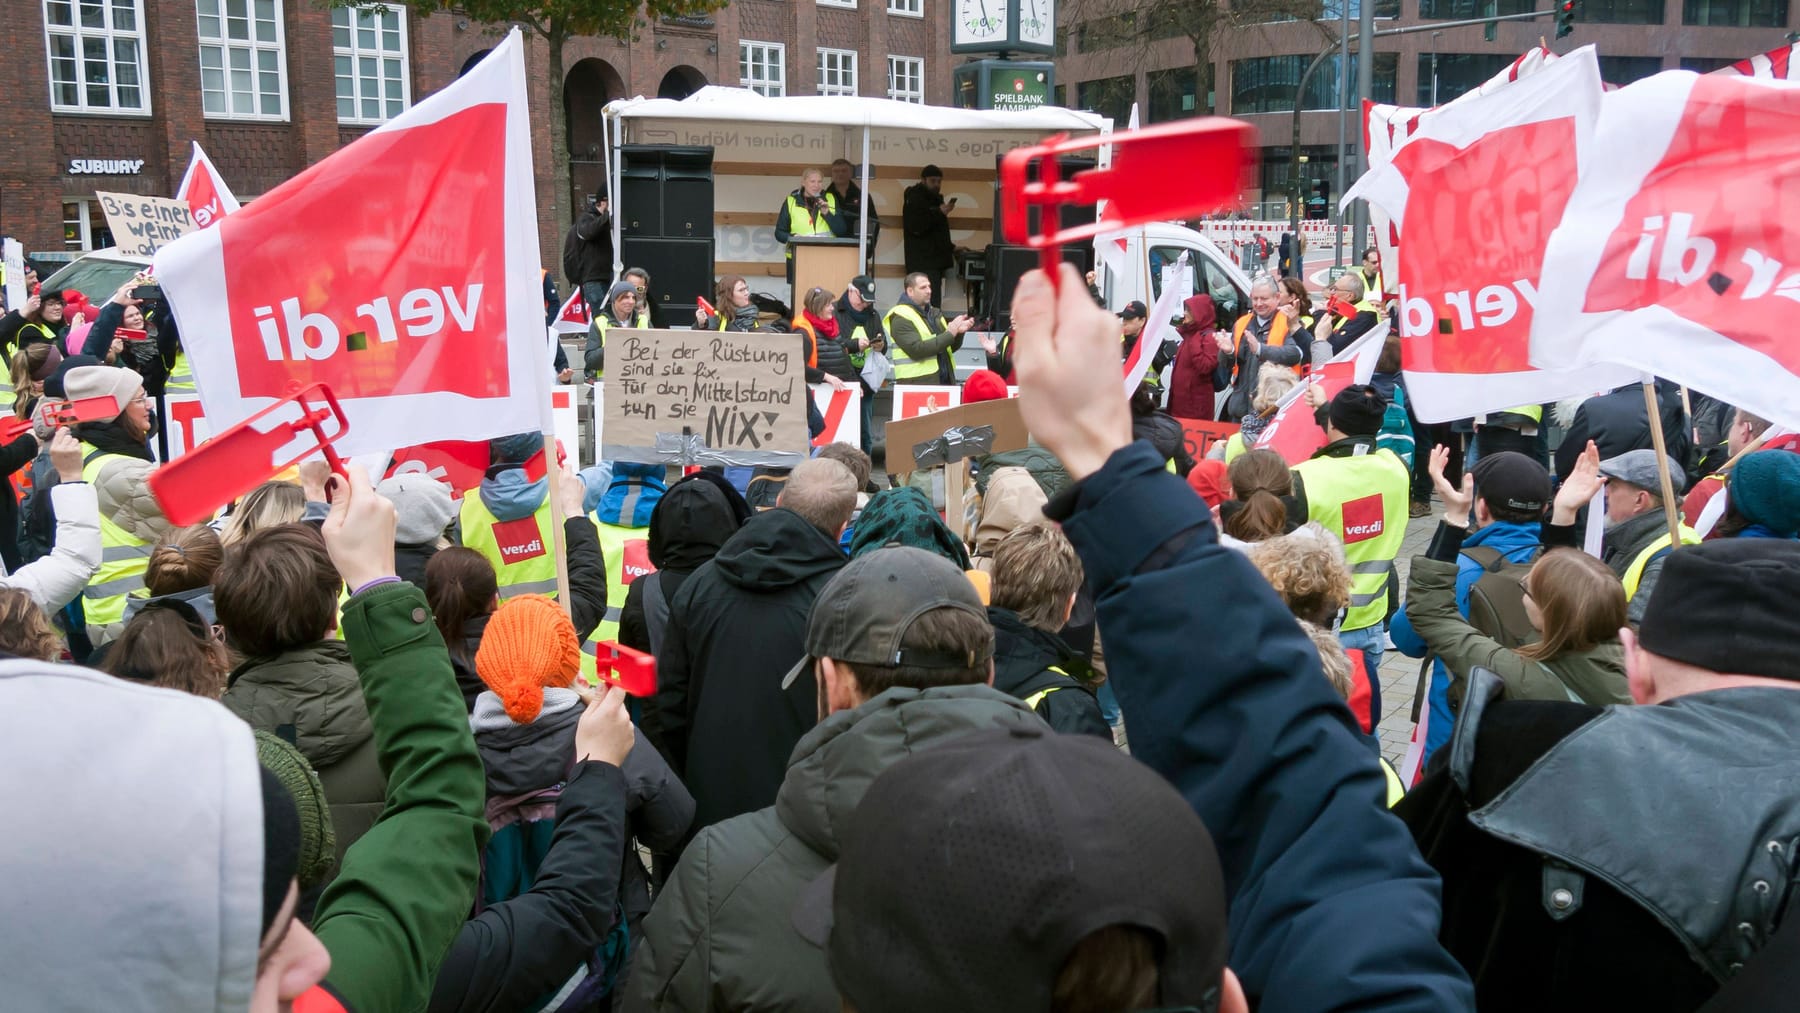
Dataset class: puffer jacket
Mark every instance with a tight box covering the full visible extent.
[812,327,857,384]
[970,466,1047,569]
[91,453,172,545]
[624,685,1044,1012]
[1,483,100,612]
[222,641,386,866]
[1133,412,1197,476]
[1405,555,1631,709]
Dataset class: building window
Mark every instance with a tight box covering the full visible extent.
[1599,55,1665,84]
[1679,55,1740,72]
[1076,75,1135,125]
[818,48,858,96]
[1582,0,1665,22]
[332,4,409,124]
[819,0,856,8]
[1414,52,1510,105]
[197,0,287,120]
[1685,0,1787,23]
[62,199,113,251]
[888,55,924,103]
[1231,53,1396,115]
[1319,0,1401,18]
[740,41,787,97]
[43,0,149,113]
[1148,67,1203,120]
[1417,0,1531,16]
[888,0,924,17]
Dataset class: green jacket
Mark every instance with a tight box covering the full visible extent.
[224,640,386,865]
[1404,555,1631,710]
[625,685,1043,1012]
[311,583,491,1013]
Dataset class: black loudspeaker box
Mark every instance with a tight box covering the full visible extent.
[620,145,715,240]
[992,153,1097,247]
[621,236,714,324]
[984,244,1092,332]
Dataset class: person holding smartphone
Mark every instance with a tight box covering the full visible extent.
[902,166,957,309]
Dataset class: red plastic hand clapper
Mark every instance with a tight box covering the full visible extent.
[148,383,349,526]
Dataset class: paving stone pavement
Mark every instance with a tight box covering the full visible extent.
[1377,501,1443,770]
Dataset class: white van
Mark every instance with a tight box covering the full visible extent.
[1098,222,1257,325]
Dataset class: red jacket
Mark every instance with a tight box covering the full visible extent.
[1168,295,1221,420]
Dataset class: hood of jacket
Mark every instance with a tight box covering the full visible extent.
[1133,411,1187,464]
[712,507,846,592]
[973,466,1048,558]
[470,687,583,797]
[1175,294,1217,338]
[988,607,1092,696]
[1544,641,1630,705]
[223,640,373,770]
[648,476,740,573]
[596,461,667,528]
[0,660,263,1011]
[850,485,970,568]
[122,585,217,626]
[1464,519,1542,554]
[478,467,548,522]
[775,684,1043,859]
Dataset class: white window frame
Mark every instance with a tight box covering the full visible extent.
[817,47,859,96]
[197,0,290,121]
[740,40,787,97]
[819,0,857,9]
[43,0,151,114]
[332,4,411,125]
[888,0,924,16]
[887,55,925,103]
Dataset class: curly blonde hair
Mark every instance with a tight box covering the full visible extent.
[1299,619,1354,700]
[1248,524,1351,627]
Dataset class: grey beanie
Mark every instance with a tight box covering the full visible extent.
[378,474,456,545]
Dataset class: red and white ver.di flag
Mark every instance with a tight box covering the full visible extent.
[552,290,591,334]
[1532,71,1800,431]
[174,142,241,229]
[1123,251,1187,395]
[1346,46,1634,423]
[153,30,550,456]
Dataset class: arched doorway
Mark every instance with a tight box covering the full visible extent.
[658,66,708,100]
[565,58,626,208]
[457,50,491,78]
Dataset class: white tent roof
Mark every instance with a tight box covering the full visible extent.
[604,86,1110,134]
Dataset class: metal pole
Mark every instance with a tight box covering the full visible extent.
[1352,0,1375,258]
[858,125,871,270]
[1431,32,1442,105]
[1335,0,1351,269]
[1288,43,1338,244]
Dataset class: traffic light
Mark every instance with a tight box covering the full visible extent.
[1556,0,1578,39]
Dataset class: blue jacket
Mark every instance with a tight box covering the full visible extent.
[1388,520,1540,765]
[1052,441,1475,1013]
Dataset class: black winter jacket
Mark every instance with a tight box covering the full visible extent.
[642,507,847,833]
[1555,382,1693,482]
[563,207,614,288]
[813,326,858,384]
[1133,411,1197,476]
[987,607,1110,739]
[618,477,742,657]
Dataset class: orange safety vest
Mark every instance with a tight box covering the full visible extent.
[1230,312,1297,378]
[792,315,821,369]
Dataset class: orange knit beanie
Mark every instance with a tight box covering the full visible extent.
[474,594,581,723]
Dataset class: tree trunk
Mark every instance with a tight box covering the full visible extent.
[546,28,573,247]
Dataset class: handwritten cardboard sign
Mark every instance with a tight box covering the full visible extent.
[96,191,196,257]
[599,328,808,467]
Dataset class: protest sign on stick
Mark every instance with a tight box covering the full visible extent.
[3,239,24,310]
[886,397,1032,541]
[97,193,196,258]
[600,328,808,467]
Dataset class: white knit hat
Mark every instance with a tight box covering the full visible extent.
[61,365,143,418]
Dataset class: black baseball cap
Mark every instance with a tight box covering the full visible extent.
[780,547,990,690]
[1119,300,1148,321]
[849,275,876,301]
[792,726,1230,1013]
[1470,451,1551,515]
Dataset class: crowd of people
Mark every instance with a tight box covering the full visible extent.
[1,209,1796,1013]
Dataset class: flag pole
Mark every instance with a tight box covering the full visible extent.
[543,432,573,618]
[1640,380,1683,546]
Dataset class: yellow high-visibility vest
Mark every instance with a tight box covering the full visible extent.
[1622,526,1701,599]
[1292,448,1411,632]
[590,521,655,647]
[883,302,942,381]
[783,191,839,259]
[165,351,196,392]
[459,495,561,600]
[80,449,152,629]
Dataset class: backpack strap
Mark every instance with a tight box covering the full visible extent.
[1460,545,1506,572]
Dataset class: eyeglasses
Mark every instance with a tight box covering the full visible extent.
[128,394,149,406]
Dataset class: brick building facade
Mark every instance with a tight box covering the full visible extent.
[1054,0,1797,212]
[2,0,955,272]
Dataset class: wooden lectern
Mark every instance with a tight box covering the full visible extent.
[789,236,862,307]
